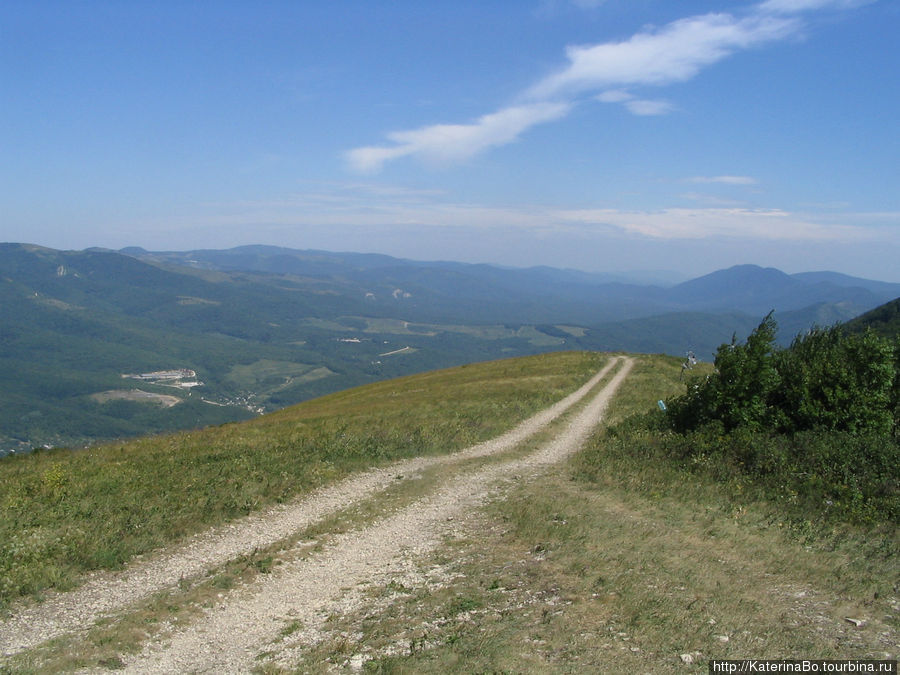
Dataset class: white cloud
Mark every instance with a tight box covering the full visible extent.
[186,183,885,246]
[688,175,759,185]
[527,13,797,100]
[347,0,867,170]
[556,207,873,241]
[344,146,414,174]
[345,102,570,173]
[595,89,634,103]
[595,89,675,115]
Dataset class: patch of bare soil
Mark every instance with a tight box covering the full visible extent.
[90,390,182,407]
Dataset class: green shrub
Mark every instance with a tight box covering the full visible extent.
[667,313,782,433]
[776,326,895,433]
[668,315,897,435]
[591,421,899,524]
[658,316,899,524]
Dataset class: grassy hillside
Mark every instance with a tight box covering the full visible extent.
[2,351,895,672]
[0,351,607,609]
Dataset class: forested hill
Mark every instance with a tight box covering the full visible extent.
[843,297,900,338]
[2,242,898,453]
[129,246,900,322]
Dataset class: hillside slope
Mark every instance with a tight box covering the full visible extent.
[843,296,900,338]
[0,352,608,611]
[1,352,894,672]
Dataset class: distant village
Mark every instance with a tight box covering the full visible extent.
[119,369,266,414]
[122,369,203,388]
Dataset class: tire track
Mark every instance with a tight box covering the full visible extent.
[122,357,633,674]
[1,357,623,658]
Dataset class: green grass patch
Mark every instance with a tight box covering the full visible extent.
[225,359,333,391]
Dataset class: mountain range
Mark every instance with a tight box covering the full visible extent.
[2,242,898,454]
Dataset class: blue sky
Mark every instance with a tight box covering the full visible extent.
[2,0,898,281]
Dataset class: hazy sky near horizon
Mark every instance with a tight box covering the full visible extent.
[2,0,899,281]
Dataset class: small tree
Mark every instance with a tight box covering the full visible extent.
[713,311,782,431]
[668,312,781,433]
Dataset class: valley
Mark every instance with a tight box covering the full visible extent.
[3,243,898,455]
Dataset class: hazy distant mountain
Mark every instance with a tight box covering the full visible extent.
[661,264,895,317]
[2,242,897,452]
[791,271,900,296]
[126,248,900,323]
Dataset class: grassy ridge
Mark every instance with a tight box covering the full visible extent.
[0,351,608,610]
[4,353,895,671]
[307,356,896,673]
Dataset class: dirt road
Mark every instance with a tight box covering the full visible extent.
[0,356,633,672]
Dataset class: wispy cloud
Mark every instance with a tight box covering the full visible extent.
[596,89,675,115]
[526,13,796,100]
[624,98,676,116]
[182,183,888,245]
[595,89,633,103]
[346,0,867,172]
[556,207,875,241]
[688,175,759,185]
[345,102,570,173]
